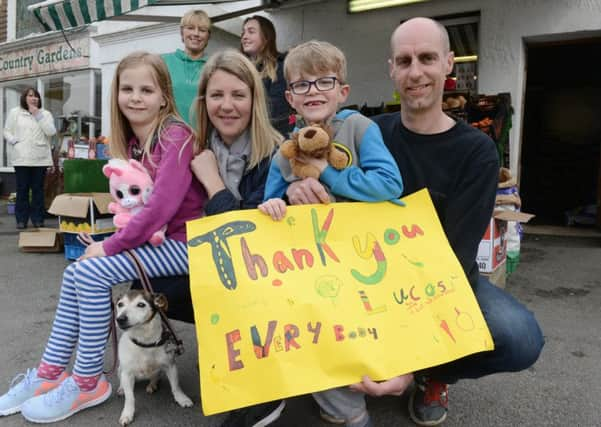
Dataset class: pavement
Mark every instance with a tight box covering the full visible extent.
[0,201,600,427]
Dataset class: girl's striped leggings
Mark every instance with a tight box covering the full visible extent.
[41,239,189,377]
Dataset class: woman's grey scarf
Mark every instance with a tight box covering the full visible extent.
[209,129,251,201]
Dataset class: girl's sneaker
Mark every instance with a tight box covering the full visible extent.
[21,375,111,423]
[0,368,68,416]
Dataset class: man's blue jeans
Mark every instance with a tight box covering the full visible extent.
[313,275,545,427]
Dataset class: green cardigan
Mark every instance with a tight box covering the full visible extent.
[161,49,207,124]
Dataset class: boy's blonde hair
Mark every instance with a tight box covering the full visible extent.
[194,49,281,169]
[109,51,197,162]
[284,40,347,84]
[180,9,211,32]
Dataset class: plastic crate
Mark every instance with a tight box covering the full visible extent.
[63,232,113,260]
[506,251,520,276]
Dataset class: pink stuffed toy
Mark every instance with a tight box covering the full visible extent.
[102,159,166,246]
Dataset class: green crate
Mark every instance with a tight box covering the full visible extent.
[506,251,520,276]
[63,159,109,193]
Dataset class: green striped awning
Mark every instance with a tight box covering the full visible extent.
[29,0,161,32]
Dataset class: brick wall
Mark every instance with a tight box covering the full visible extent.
[0,0,7,42]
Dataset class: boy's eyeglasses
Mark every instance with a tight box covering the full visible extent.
[288,77,339,95]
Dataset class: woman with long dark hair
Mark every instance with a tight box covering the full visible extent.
[241,15,292,137]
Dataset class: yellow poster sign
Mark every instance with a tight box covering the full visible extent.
[187,189,493,415]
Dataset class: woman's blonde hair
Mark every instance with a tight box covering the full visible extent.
[241,15,279,82]
[194,49,281,169]
[109,51,198,162]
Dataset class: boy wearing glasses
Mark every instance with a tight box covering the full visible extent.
[260,40,403,220]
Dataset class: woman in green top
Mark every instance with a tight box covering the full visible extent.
[162,10,211,124]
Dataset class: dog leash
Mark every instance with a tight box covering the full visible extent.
[104,299,119,375]
[125,250,185,356]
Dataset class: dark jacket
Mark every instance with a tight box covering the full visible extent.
[205,155,271,215]
[261,53,292,138]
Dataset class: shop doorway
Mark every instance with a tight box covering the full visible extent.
[520,38,601,228]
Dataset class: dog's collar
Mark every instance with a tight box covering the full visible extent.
[130,329,171,349]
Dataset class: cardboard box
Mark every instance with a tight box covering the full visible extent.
[48,193,115,234]
[18,228,63,253]
[477,210,534,273]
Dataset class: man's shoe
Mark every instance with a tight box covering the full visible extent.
[32,222,44,228]
[408,376,448,426]
[16,222,26,230]
[221,400,285,427]
[0,368,68,416]
[21,375,111,423]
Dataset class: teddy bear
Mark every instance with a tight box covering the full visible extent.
[279,123,349,179]
[102,159,166,247]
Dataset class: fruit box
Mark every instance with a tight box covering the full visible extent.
[477,210,534,273]
[48,193,116,234]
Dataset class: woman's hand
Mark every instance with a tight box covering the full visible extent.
[191,149,226,198]
[28,104,39,116]
[349,373,414,397]
[286,177,330,205]
[77,232,106,260]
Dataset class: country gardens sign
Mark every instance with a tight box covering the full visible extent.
[0,37,89,80]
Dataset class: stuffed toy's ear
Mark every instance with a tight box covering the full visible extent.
[153,293,168,312]
[128,159,148,175]
[102,164,123,178]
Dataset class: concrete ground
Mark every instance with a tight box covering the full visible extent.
[0,203,599,426]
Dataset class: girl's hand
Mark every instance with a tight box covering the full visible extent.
[191,149,226,198]
[296,154,328,174]
[258,198,287,221]
[77,233,105,260]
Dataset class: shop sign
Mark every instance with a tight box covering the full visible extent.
[0,37,89,80]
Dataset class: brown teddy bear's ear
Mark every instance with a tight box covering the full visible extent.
[153,293,168,312]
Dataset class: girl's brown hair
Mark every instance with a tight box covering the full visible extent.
[241,15,279,82]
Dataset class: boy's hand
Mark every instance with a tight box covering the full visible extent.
[296,154,328,174]
[259,198,287,221]
[287,177,329,205]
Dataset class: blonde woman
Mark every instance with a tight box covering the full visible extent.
[0,51,205,423]
[131,50,282,322]
[191,49,281,214]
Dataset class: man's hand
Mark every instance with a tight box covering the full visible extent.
[349,373,414,397]
[286,177,330,205]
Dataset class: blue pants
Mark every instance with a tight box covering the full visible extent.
[14,166,46,225]
[40,240,189,377]
[313,275,545,427]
